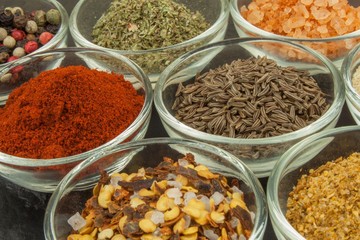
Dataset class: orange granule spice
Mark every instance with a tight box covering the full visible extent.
[241,0,360,38]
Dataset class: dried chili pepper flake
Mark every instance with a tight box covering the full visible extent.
[67,153,256,239]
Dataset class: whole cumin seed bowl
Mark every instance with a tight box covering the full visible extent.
[230,0,360,69]
[267,125,360,239]
[154,38,345,177]
[69,0,229,86]
[0,47,153,193]
[44,137,268,240]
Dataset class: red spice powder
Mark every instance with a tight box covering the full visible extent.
[0,65,144,159]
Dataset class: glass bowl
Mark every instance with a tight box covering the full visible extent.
[342,42,360,125]
[0,47,153,192]
[267,125,360,239]
[69,0,229,85]
[0,0,69,68]
[154,38,345,177]
[44,137,268,240]
[230,0,360,69]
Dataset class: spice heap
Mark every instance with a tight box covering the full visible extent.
[240,0,360,38]
[172,56,329,139]
[0,66,144,159]
[0,6,61,64]
[92,0,209,51]
[286,152,360,239]
[67,153,255,239]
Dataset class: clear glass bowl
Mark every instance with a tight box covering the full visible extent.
[154,38,345,177]
[0,47,153,192]
[69,0,229,85]
[0,0,69,68]
[230,0,360,69]
[267,125,360,239]
[342,42,360,125]
[44,137,268,240]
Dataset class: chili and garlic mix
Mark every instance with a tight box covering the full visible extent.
[67,153,255,240]
[286,152,360,239]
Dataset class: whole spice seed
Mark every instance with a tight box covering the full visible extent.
[0,65,144,159]
[0,6,61,64]
[67,153,255,239]
[172,56,329,139]
[286,152,360,239]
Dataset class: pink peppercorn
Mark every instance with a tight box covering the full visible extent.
[24,41,38,54]
[11,29,26,41]
[7,56,18,62]
[39,32,54,45]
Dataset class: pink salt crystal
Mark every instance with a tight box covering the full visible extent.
[345,14,355,26]
[248,2,260,11]
[298,4,310,18]
[301,0,313,6]
[331,17,347,35]
[328,0,339,7]
[284,7,292,14]
[314,0,328,7]
[289,16,306,28]
[311,7,331,20]
[247,10,264,24]
[317,25,328,34]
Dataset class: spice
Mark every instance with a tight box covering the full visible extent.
[67,153,255,239]
[0,65,144,159]
[172,56,329,139]
[239,0,360,59]
[0,6,61,63]
[91,0,210,73]
[286,152,360,239]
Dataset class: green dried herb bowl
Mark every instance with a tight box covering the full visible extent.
[154,38,345,177]
[69,0,229,86]
[44,138,268,240]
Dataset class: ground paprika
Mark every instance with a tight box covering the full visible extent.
[0,65,144,159]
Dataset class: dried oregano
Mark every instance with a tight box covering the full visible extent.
[92,0,210,51]
[172,56,330,138]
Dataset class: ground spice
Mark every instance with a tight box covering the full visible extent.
[67,153,255,239]
[286,152,360,239]
[0,65,144,159]
[351,65,360,94]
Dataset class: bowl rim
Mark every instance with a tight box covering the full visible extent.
[44,137,268,240]
[0,0,70,68]
[266,125,360,239]
[230,0,360,41]
[154,37,345,145]
[342,42,360,106]
[0,47,153,167]
[69,0,229,54]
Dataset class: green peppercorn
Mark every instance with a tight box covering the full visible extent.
[46,9,61,25]
[25,20,38,34]
[0,27,8,41]
[11,7,24,16]
[34,10,46,27]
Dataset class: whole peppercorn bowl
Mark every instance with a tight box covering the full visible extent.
[154,38,345,177]
[0,47,153,192]
[69,0,229,86]
[230,0,360,69]
[342,42,360,125]
[44,138,268,240]
[0,0,69,67]
[267,126,360,239]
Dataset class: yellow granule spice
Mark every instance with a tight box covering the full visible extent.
[241,0,360,38]
[286,152,360,239]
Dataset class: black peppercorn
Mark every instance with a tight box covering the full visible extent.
[15,39,27,48]
[45,24,59,34]
[0,45,11,54]
[13,13,27,28]
[0,9,14,27]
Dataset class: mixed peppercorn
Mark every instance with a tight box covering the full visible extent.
[0,6,61,64]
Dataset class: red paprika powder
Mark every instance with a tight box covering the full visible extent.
[0,65,144,159]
